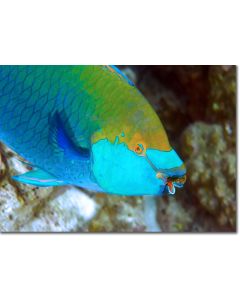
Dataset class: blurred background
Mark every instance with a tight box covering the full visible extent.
[0,66,236,232]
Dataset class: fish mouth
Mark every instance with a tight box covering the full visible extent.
[156,164,187,195]
[145,149,186,195]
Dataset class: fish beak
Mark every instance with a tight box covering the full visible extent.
[145,148,187,195]
[156,163,187,195]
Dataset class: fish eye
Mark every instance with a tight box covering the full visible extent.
[134,143,144,154]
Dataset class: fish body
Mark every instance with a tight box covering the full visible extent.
[0,65,186,195]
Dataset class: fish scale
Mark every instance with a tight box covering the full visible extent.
[0,66,105,185]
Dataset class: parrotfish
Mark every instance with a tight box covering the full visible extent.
[0,65,186,196]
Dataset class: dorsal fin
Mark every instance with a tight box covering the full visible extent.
[108,65,135,87]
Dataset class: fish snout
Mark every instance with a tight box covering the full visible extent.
[146,148,186,195]
[156,163,187,195]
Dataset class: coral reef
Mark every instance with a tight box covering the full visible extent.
[182,122,236,230]
[88,194,145,232]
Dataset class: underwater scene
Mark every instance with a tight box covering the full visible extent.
[0,65,236,232]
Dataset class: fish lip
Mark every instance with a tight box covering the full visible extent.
[145,153,186,194]
[157,164,187,194]
[167,173,186,188]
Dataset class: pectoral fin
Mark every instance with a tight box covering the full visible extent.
[12,169,65,187]
[49,112,90,161]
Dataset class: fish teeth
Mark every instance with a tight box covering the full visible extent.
[167,182,176,195]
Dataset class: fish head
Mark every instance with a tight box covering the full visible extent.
[91,135,186,196]
[91,94,186,196]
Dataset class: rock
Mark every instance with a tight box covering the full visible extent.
[157,194,193,232]
[19,187,99,232]
[181,122,236,229]
[0,180,22,232]
[207,65,236,148]
[88,194,146,232]
[143,196,161,232]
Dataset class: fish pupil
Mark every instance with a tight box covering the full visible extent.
[135,143,144,154]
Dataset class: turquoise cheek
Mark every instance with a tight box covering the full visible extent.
[91,139,166,196]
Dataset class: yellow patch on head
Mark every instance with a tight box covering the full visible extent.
[127,132,146,155]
